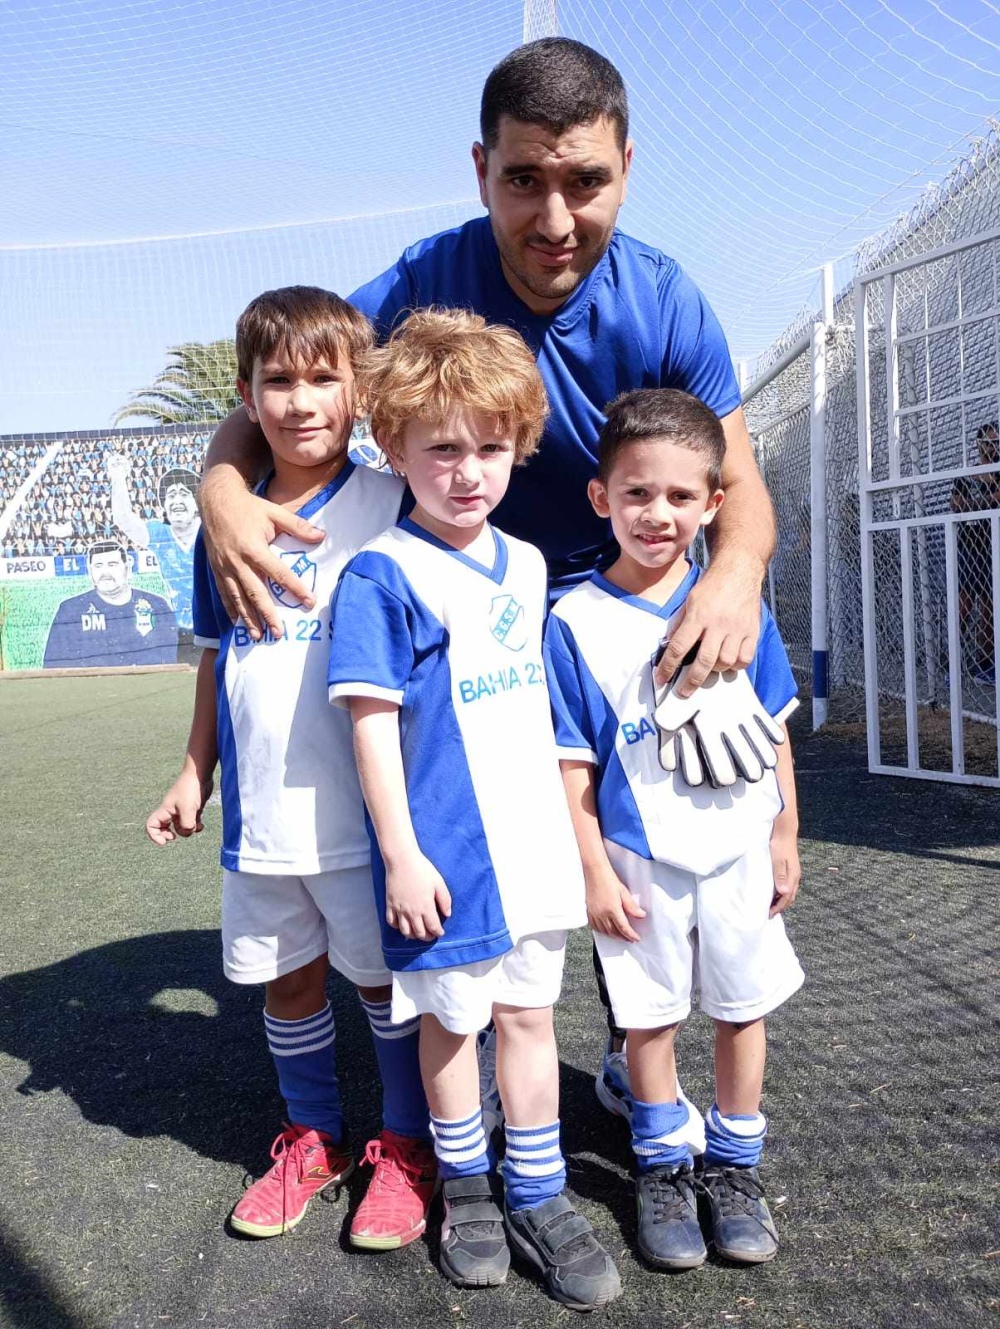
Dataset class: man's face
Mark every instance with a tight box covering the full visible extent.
[163,482,199,528]
[89,550,130,600]
[473,115,632,315]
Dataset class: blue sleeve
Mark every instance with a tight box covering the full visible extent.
[659,263,741,419]
[543,614,598,759]
[746,602,798,718]
[328,556,416,702]
[191,530,225,642]
[349,261,416,342]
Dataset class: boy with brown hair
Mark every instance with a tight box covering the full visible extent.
[546,389,803,1270]
[146,287,437,1250]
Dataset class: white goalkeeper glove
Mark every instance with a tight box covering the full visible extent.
[653,659,785,788]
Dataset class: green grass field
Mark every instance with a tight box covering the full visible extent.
[1,672,998,1328]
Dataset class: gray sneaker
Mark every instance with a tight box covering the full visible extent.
[505,1192,622,1310]
[635,1163,707,1270]
[439,1174,510,1287]
[698,1164,779,1263]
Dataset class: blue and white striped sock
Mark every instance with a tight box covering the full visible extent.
[264,1002,342,1140]
[631,1097,692,1172]
[361,998,430,1140]
[502,1121,566,1211]
[704,1103,767,1168]
[430,1107,490,1179]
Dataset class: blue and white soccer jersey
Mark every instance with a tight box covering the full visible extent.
[544,562,803,1026]
[192,461,405,986]
[328,518,587,986]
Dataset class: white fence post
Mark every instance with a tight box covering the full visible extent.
[809,264,833,728]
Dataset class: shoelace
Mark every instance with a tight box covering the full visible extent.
[645,1168,695,1223]
[266,1123,313,1230]
[699,1167,765,1218]
[362,1137,426,1194]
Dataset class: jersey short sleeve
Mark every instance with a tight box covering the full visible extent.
[659,262,742,419]
[327,555,416,706]
[543,613,599,763]
[747,602,798,721]
[349,264,415,341]
[191,530,224,648]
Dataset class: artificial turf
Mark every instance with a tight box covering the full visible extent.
[0,673,997,1328]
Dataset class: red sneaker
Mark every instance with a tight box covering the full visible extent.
[230,1123,354,1238]
[349,1130,438,1250]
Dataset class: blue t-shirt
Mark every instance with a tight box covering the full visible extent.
[350,218,741,587]
[544,563,798,875]
[145,520,197,632]
[328,519,586,973]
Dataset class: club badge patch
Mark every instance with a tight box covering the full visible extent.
[133,598,154,637]
[489,594,527,651]
[269,551,317,608]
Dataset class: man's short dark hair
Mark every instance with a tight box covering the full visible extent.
[157,467,201,511]
[597,389,726,490]
[480,38,628,152]
[87,540,128,564]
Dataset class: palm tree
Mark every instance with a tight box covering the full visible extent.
[113,341,240,425]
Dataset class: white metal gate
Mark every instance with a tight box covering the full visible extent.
[856,228,1000,786]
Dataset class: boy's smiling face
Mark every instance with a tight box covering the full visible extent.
[238,345,357,472]
[588,438,723,584]
[391,407,515,547]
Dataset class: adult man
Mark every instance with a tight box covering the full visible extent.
[198,38,774,697]
[109,454,201,632]
[43,540,177,669]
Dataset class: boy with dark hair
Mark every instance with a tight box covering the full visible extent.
[329,309,621,1310]
[546,388,803,1270]
[146,286,437,1251]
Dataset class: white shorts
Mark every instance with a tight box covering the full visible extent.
[222,865,390,988]
[391,931,568,1035]
[596,835,803,1029]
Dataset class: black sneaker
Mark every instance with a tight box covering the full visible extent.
[635,1163,707,1270]
[698,1163,779,1263]
[505,1192,622,1310]
[439,1174,510,1287]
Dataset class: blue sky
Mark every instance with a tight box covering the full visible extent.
[3,0,1000,433]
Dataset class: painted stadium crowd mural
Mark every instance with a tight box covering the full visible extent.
[0,427,203,669]
[0,422,378,671]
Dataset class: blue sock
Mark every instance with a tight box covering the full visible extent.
[704,1104,767,1168]
[502,1121,566,1211]
[361,998,431,1140]
[631,1097,692,1172]
[430,1107,490,1179]
[264,1003,342,1140]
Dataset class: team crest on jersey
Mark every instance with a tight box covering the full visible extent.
[268,551,317,608]
[489,595,527,651]
[133,598,154,637]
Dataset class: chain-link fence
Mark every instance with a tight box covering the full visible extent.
[743,126,1000,785]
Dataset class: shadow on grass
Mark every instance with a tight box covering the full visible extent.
[0,930,390,1174]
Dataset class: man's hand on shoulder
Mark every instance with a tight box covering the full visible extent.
[655,554,764,695]
[198,470,324,640]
